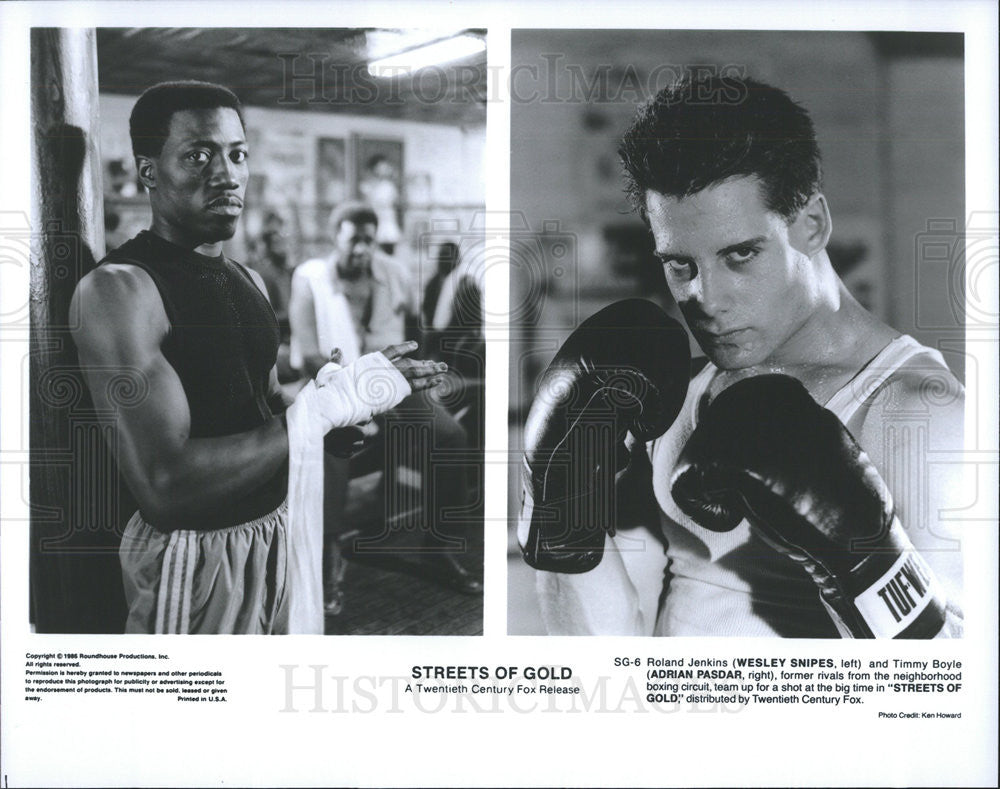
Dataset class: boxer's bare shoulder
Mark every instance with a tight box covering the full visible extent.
[851,349,965,462]
[71,262,170,354]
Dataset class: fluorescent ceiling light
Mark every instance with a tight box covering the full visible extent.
[368,34,485,78]
[365,29,464,60]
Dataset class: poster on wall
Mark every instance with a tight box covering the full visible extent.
[316,136,348,210]
[255,128,310,210]
[354,135,405,251]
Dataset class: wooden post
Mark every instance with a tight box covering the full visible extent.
[30,28,130,632]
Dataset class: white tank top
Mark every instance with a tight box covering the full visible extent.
[647,336,949,637]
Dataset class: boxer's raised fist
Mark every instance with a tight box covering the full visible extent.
[519,299,690,573]
[671,374,947,638]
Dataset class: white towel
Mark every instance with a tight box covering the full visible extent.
[290,258,362,368]
[282,353,412,633]
[283,387,326,634]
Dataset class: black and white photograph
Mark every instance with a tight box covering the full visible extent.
[1,3,997,788]
[27,27,487,636]
[508,30,971,639]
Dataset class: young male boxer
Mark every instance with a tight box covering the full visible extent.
[70,81,444,634]
[522,74,964,638]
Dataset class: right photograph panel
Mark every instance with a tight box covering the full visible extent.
[507,30,967,638]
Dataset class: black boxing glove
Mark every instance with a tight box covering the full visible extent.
[519,299,690,573]
[671,374,947,638]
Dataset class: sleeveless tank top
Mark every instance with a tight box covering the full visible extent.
[647,336,949,637]
[103,231,286,529]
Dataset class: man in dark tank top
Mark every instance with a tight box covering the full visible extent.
[70,81,443,634]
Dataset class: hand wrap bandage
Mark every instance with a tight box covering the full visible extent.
[305,351,413,431]
[281,351,412,633]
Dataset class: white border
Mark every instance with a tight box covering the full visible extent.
[1,2,996,788]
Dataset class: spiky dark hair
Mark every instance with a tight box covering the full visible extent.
[619,74,822,220]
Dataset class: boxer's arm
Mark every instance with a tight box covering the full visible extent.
[533,437,664,635]
[853,364,965,636]
[288,268,328,377]
[614,438,671,624]
[266,366,291,412]
[70,264,289,526]
[615,435,662,531]
[536,533,648,635]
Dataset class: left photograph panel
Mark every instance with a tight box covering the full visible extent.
[29,27,487,635]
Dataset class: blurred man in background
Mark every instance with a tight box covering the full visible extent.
[290,202,483,612]
[250,210,296,381]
